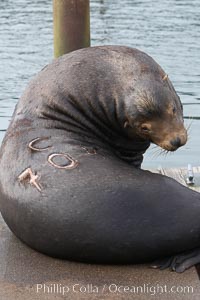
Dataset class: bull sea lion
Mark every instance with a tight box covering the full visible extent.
[0,46,199,273]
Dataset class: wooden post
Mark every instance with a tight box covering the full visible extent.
[53,0,90,58]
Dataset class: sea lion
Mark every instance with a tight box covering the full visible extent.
[0,46,199,273]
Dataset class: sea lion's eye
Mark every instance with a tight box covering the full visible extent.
[141,124,151,133]
[172,107,176,114]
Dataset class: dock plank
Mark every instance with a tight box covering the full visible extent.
[158,166,200,193]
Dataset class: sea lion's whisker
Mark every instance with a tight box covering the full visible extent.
[148,147,159,155]
[164,150,169,157]
[151,145,159,150]
[186,119,193,133]
[158,149,169,158]
[151,148,164,159]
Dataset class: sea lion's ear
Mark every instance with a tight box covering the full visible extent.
[124,121,129,128]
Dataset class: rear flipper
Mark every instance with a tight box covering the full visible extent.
[150,248,200,273]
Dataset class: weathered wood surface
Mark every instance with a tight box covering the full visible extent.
[153,165,200,193]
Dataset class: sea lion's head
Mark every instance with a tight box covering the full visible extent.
[124,76,187,151]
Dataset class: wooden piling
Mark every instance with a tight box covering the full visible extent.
[53,0,90,58]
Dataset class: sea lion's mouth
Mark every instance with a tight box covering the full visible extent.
[147,125,188,151]
[155,136,187,152]
[160,145,180,152]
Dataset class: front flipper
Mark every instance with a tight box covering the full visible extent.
[150,248,200,273]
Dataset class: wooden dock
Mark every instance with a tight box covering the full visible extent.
[149,165,200,192]
[0,166,200,300]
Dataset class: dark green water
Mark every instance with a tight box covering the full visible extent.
[0,0,199,168]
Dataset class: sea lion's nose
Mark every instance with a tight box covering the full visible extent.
[170,137,182,148]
